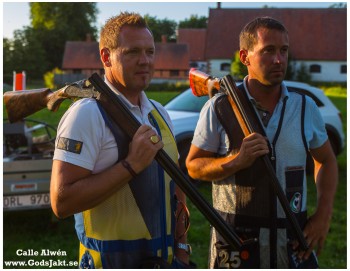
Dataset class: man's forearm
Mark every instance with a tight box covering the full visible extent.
[314,157,338,218]
[187,155,241,181]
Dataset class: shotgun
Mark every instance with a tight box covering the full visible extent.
[190,69,319,268]
[88,73,249,250]
[2,74,247,250]
[189,68,309,252]
[3,80,98,123]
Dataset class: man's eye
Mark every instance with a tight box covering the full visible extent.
[128,49,138,54]
[264,48,274,54]
[281,48,288,54]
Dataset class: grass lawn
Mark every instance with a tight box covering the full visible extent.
[2,86,346,269]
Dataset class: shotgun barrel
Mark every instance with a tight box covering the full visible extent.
[220,75,309,251]
[88,72,246,250]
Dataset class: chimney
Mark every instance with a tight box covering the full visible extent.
[217,2,221,9]
[86,33,92,42]
[161,35,167,44]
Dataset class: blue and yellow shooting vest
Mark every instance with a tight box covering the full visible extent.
[75,106,178,269]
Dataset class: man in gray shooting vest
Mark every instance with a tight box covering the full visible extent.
[186,16,338,268]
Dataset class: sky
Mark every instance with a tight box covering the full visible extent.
[2,1,341,39]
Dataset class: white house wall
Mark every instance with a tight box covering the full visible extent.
[209,59,347,82]
[293,61,347,82]
[209,59,232,78]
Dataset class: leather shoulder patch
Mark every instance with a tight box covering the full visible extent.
[57,137,83,154]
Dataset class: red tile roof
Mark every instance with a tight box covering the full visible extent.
[62,41,102,69]
[62,41,189,71]
[154,43,189,70]
[205,8,346,61]
[177,29,207,61]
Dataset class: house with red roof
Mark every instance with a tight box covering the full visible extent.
[61,35,190,83]
[177,6,347,82]
[61,6,346,83]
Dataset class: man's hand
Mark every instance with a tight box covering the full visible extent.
[125,124,163,173]
[294,211,331,260]
[234,132,269,169]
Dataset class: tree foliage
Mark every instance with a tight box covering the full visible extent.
[329,3,347,8]
[29,2,98,70]
[3,27,48,82]
[3,3,99,82]
[144,15,177,42]
[230,51,247,80]
[179,15,207,28]
[295,62,312,83]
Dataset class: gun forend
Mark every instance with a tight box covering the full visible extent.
[189,68,220,97]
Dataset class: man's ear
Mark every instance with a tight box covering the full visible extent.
[101,48,111,67]
[239,49,249,66]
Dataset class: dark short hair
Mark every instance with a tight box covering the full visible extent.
[99,12,152,50]
[239,17,288,50]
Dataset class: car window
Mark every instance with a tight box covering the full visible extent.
[165,89,208,112]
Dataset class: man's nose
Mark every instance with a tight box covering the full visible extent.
[139,51,149,64]
[274,51,287,64]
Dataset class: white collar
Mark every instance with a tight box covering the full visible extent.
[103,77,154,115]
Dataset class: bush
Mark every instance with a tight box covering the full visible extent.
[43,68,65,89]
[148,82,190,92]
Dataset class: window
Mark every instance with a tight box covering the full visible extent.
[309,64,321,73]
[220,63,231,71]
[340,65,347,74]
[170,70,179,77]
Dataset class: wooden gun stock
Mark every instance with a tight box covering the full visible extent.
[189,68,220,97]
[3,80,98,123]
[3,88,68,123]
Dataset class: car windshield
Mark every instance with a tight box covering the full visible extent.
[165,89,208,112]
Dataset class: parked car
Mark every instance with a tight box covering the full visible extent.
[3,118,56,211]
[164,81,345,173]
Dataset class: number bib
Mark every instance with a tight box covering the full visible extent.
[211,227,260,268]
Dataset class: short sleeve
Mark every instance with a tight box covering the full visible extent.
[192,95,228,155]
[53,99,106,170]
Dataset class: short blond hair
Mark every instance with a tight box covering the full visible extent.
[99,12,152,50]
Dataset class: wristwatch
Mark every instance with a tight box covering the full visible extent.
[177,243,192,255]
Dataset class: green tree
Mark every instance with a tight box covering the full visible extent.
[284,52,296,80]
[3,27,48,82]
[179,15,207,28]
[329,3,347,8]
[295,62,312,83]
[144,15,177,42]
[3,3,99,81]
[29,2,98,70]
[230,51,247,80]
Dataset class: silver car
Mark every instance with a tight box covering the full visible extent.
[165,81,345,172]
[3,119,56,211]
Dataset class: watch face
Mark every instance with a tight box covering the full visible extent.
[178,243,192,255]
